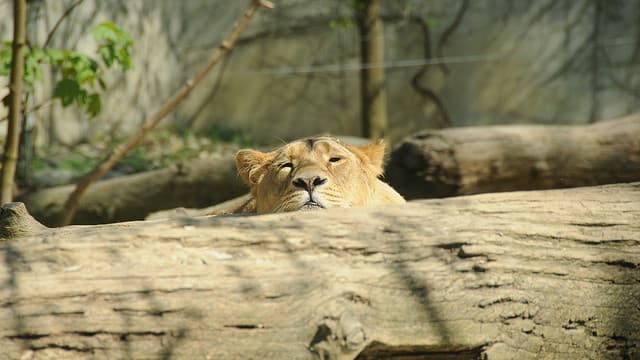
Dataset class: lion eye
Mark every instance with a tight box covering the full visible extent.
[329,157,341,163]
[280,162,293,169]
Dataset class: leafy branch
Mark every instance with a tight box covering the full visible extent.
[60,0,274,226]
[0,22,133,118]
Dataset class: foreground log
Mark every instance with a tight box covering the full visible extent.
[18,156,246,226]
[1,183,639,359]
[387,115,640,199]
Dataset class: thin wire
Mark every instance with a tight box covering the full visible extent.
[229,36,640,77]
[234,52,505,76]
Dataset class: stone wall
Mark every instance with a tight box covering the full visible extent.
[1,0,639,145]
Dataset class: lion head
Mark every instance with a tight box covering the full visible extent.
[235,136,405,213]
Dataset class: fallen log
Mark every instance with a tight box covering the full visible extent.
[1,183,639,359]
[387,115,640,199]
[17,156,246,226]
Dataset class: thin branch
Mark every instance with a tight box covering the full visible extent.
[185,53,231,127]
[410,17,451,128]
[60,0,273,226]
[42,0,85,49]
[436,0,469,74]
[0,98,54,123]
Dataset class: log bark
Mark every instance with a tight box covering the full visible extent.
[387,115,640,199]
[1,183,639,359]
[18,156,246,226]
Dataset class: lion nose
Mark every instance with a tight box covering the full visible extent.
[292,176,327,192]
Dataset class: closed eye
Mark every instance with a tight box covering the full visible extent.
[329,157,341,163]
[280,162,293,169]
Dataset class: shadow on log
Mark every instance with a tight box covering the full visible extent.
[17,156,246,226]
[1,183,639,359]
[387,115,640,199]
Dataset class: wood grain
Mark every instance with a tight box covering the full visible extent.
[1,183,639,359]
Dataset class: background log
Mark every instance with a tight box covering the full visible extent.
[17,156,246,226]
[387,115,640,199]
[1,183,639,359]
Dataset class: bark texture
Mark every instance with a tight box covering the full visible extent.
[387,115,640,199]
[1,0,27,204]
[18,156,246,226]
[1,183,639,359]
[357,0,388,139]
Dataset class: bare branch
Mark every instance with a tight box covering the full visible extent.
[42,0,85,49]
[436,0,469,74]
[410,17,451,128]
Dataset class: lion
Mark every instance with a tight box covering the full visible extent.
[232,136,405,214]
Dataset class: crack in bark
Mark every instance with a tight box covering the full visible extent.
[342,291,372,306]
[6,330,167,354]
[457,247,490,260]
[355,340,490,360]
[68,330,168,338]
[32,343,94,353]
[501,231,640,247]
[5,333,48,340]
[598,260,639,269]
[0,287,212,308]
[19,310,85,318]
[113,307,184,317]
[478,296,530,309]
[571,222,626,228]
[434,242,468,250]
[562,317,594,330]
[223,324,266,330]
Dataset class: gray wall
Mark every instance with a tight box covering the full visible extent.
[1,0,639,145]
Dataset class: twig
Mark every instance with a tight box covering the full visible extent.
[186,54,231,127]
[410,16,451,128]
[435,0,469,74]
[60,0,273,226]
[0,98,54,123]
[42,0,85,49]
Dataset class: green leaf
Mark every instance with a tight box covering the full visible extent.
[0,23,131,120]
[86,93,101,117]
[46,49,64,64]
[53,78,83,106]
[423,17,440,28]
[329,17,353,29]
[0,43,12,76]
[91,22,133,70]
[98,45,115,67]
[348,0,366,11]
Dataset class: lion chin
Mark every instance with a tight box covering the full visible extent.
[299,201,325,211]
[234,135,406,214]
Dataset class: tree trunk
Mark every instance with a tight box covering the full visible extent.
[1,0,27,204]
[357,0,388,139]
[387,115,640,199]
[18,156,246,226]
[1,183,638,359]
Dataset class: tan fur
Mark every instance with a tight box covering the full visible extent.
[234,136,405,214]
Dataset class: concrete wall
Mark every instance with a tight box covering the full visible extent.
[1,0,639,145]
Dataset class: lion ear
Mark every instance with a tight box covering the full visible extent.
[356,139,386,176]
[236,149,272,186]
